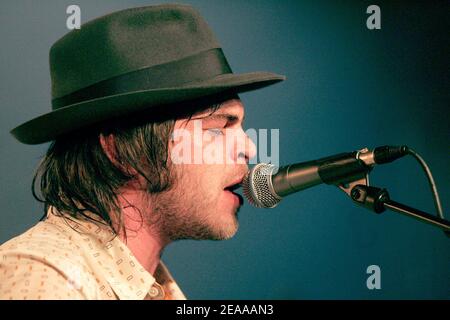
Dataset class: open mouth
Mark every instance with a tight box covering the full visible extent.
[224,183,244,206]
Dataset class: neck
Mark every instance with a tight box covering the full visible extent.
[115,190,169,275]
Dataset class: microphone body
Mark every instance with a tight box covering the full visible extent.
[243,146,408,208]
[273,151,367,197]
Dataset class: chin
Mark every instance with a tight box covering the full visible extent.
[209,213,239,240]
[208,226,238,241]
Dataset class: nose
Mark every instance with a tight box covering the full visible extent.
[235,131,257,164]
[245,134,257,161]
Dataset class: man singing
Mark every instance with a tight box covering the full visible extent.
[0,4,284,299]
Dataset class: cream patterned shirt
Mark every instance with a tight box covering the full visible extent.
[0,207,186,300]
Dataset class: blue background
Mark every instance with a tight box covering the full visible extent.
[0,0,449,299]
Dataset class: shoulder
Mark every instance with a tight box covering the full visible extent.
[1,218,80,261]
[0,219,98,299]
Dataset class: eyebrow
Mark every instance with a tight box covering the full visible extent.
[197,112,244,123]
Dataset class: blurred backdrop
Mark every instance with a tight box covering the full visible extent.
[0,0,449,299]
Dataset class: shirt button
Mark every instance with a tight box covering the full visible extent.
[148,283,165,299]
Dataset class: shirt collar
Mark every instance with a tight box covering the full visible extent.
[45,207,157,300]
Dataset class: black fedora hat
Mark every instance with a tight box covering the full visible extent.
[10,4,285,145]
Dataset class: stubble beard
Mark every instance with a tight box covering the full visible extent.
[148,168,240,242]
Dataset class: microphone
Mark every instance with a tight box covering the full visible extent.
[242,145,408,208]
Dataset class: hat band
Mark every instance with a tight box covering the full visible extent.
[51,48,232,109]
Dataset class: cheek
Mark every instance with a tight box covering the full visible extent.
[179,164,226,198]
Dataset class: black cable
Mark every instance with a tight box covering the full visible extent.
[405,147,444,220]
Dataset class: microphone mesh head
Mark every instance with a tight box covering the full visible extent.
[242,163,282,208]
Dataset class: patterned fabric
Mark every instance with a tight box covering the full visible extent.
[0,207,186,300]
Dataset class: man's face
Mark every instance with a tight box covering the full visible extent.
[152,98,257,241]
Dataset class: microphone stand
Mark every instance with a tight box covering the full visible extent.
[338,176,450,235]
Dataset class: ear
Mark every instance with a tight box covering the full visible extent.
[99,133,120,166]
[99,134,138,178]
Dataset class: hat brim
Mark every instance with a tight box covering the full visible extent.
[11,72,285,144]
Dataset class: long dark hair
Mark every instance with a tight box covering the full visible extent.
[32,116,175,234]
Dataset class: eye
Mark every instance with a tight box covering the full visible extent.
[207,128,224,136]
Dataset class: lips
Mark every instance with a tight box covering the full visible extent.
[225,183,242,192]
[224,177,245,206]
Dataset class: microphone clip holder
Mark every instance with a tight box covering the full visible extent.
[337,176,450,235]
